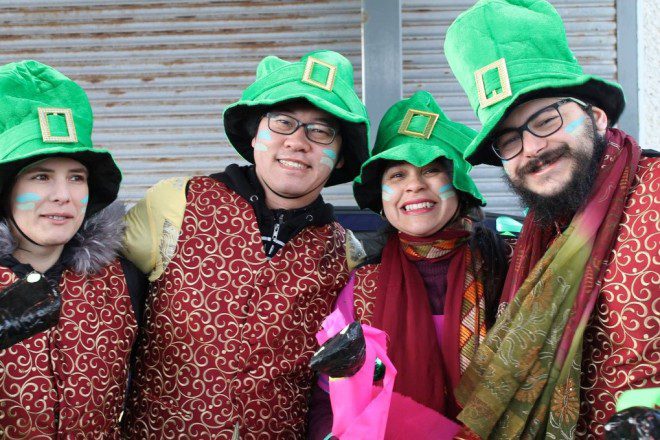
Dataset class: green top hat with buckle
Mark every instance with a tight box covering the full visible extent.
[353,91,485,213]
[0,60,121,216]
[223,50,370,186]
[444,0,625,165]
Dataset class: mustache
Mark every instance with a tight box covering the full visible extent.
[516,145,570,178]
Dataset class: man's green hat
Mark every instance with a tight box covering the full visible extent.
[444,0,625,165]
[353,91,485,213]
[0,60,121,216]
[223,50,370,186]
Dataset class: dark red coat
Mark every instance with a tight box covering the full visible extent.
[0,261,136,439]
[124,176,350,439]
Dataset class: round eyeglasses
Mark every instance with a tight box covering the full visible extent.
[266,112,338,145]
[491,97,588,160]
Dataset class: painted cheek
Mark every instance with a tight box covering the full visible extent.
[15,192,42,211]
[320,149,337,169]
[438,183,456,200]
[564,115,586,135]
[254,129,273,152]
[381,184,395,202]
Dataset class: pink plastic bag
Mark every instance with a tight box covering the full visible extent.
[317,308,396,440]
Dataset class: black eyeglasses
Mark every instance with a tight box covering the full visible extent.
[491,97,588,160]
[266,113,338,145]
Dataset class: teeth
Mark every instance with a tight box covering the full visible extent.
[404,202,434,212]
[47,216,66,220]
[279,159,306,169]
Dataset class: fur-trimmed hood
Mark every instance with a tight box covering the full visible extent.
[0,202,126,274]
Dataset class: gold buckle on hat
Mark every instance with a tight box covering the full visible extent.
[38,107,78,143]
[301,56,337,92]
[474,58,512,108]
[398,109,439,139]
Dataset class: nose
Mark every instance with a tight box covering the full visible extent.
[405,172,427,193]
[49,179,72,204]
[521,129,548,157]
[282,126,311,152]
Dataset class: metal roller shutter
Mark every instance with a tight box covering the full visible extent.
[402,0,617,216]
[0,0,363,205]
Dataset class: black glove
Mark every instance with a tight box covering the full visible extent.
[310,321,366,378]
[604,406,660,440]
[0,271,61,350]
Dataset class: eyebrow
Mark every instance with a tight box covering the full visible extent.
[273,109,337,127]
[23,166,89,174]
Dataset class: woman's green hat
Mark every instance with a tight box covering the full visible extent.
[353,91,485,213]
[223,50,370,186]
[0,60,121,215]
[444,0,625,165]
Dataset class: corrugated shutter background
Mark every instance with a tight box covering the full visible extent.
[402,0,617,216]
[0,0,363,205]
[0,1,617,214]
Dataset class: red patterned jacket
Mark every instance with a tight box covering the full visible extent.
[576,155,660,438]
[124,176,350,439]
[0,261,137,439]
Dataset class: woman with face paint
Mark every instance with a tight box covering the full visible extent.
[0,61,145,438]
[308,91,509,439]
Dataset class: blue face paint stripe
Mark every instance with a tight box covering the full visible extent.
[81,195,89,205]
[16,192,42,203]
[322,149,337,160]
[257,129,272,141]
[439,183,453,193]
[564,115,585,134]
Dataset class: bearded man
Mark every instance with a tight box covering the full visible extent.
[444,0,659,438]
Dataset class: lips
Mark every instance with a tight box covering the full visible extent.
[277,158,309,170]
[41,213,74,221]
[401,200,436,213]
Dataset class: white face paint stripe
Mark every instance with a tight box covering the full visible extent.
[382,184,394,201]
[440,190,456,200]
[16,202,36,211]
[254,142,269,152]
[320,157,335,169]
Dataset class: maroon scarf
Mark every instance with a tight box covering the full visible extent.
[372,223,477,415]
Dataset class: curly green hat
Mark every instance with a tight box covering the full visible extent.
[444,0,625,165]
[0,60,121,216]
[223,50,370,186]
[353,91,485,213]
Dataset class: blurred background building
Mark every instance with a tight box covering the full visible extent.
[0,0,655,216]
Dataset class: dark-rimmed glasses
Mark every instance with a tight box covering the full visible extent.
[266,112,338,145]
[491,97,588,160]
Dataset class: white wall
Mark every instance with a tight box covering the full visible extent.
[639,0,660,148]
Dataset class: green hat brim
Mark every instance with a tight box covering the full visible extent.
[353,142,486,213]
[467,75,625,165]
[0,144,121,216]
[223,94,368,187]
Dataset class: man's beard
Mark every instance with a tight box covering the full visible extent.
[504,129,608,228]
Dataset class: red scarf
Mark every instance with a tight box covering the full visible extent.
[373,221,485,416]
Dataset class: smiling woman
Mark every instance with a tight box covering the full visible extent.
[9,157,89,270]
[0,60,146,439]
[308,91,509,439]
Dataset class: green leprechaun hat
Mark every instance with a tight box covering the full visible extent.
[353,91,485,213]
[0,60,121,216]
[223,50,370,186]
[444,0,625,165]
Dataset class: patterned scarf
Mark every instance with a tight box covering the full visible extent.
[374,218,486,416]
[455,129,641,438]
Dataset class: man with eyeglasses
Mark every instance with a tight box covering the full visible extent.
[444,0,658,439]
[120,50,369,438]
